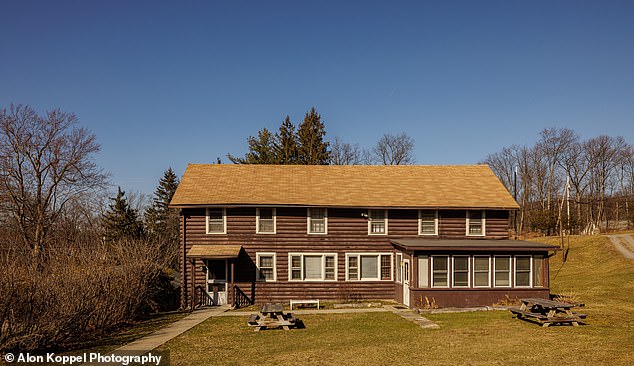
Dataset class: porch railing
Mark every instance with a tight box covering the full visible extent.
[194,285,215,308]
[233,284,254,309]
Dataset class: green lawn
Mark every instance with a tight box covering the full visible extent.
[158,235,634,365]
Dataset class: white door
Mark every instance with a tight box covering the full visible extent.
[206,259,228,305]
[403,259,410,307]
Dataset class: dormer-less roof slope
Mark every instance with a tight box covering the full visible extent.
[170,164,519,209]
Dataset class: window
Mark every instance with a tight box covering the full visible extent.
[431,256,449,288]
[452,256,470,287]
[288,253,337,281]
[368,209,388,235]
[307,208,327,234]
[206,208,226,234]
[419,210,438,235]
[533,255,545,287]
[515,256,532,287]
[256,208,276,234]
[494,256,511,287]
[395,253,403,283]
[346,253,393,281]
[466,210,486,236]
[256,253,276,282]
[418,255,429,288]
[473,256,491,287]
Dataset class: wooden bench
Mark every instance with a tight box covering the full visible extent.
[290,299,320,310]
[247,314,260,325]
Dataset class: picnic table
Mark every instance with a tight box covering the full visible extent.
[247,303,297,332]
[511,298,587,327]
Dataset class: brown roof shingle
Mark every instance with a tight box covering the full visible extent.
[170,164,519,209]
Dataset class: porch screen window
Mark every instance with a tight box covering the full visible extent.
[452,256,470,287]
[533,255,545,287]
[289,253,337,281]
[494,256,511,287]
[515,256,532,287]
[256,253,276,282]
[467,210,485,236]
[368,210,387,235]
[206,208,225,234]
[308,208,327,234]
[346,253,392,281]
[419,210,437,235]
[257,208,275,233]
[473,256,491,287]
[431,256,449,287]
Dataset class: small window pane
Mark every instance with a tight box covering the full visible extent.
[208,209,223,220]
[533,255,544,287]
[291,256,301,280]
[259,208,273,219]
[348,256,358,280]
[381,255,391,280]
[474,257,489,271]
[474,272,489,286]
[516,257,531,271]
[325,255,335,280]
[259,256,273,268]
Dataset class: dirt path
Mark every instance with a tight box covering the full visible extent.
[607,234,634,260]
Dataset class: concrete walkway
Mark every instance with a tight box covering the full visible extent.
[608,234,634,260]
[384,305,440,329]
[81,305,229,365]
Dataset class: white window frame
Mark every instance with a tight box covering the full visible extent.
[367,209,388,235]
[466,210,486,237]
[418,210,439,236]
[514,256,533,288]
[287,253,337,282]
[205,208,226,234]
[452,256,471,288]
[493,256,512,288]
[256,208,276,234]
[255,252,277,282]
[307,208,328,235]
[472,255,491,288]
[431,255,450,288]
[395,253,403,283]
[345,253,393,281]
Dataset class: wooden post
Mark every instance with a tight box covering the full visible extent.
[231,260,235,307]
[190,258,196,311]
[181,212,188,309]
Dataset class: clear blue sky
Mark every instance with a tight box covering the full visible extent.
[1,0,633,195]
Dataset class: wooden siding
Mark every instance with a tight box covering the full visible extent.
[180,207,511,306]
[409,288,551,308]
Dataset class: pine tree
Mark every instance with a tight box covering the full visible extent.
[297,107,330,164]
[275,115,299,164]
[145,168,180,239]
[102,187,144,242]
[227,128,279,164]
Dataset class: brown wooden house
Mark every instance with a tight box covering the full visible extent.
[170,164,558,309]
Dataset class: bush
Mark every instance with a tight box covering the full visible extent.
[0,238,178,351]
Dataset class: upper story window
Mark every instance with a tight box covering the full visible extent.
[308,208,327,234]
[206,208,226,234]
[466,210,486,236]
[368,209,388,235]
[419,210,438,235]
[256,208,276,234]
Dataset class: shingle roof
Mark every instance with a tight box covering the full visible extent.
[391,239,558,251]
[170,164,519,209]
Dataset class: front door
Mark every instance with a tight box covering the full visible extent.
[403,259,410,307]
[206,259,228,305]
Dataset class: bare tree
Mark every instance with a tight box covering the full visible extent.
[373,133,415,165]
[0,104,107,256]
[329,136,363,165]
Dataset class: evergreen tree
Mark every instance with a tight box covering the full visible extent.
[297,107,330,164]
[145,168,180,239]
[102,187,144,242]
[227,128,278,164]
[275,115,299,164]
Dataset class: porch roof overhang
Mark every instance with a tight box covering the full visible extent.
[391,239,560,252]
[186,245,242,259]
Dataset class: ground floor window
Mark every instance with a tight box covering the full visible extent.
[346,253,393,281]
[288,253,337,281]
[494,256,511,287]
[256,252,276,282]
[514,256,532,287]
[533,255,545,287]
[431,256,449,287]
[452,256,470,287]
[396,253,403,283]
[473,256,491,287]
